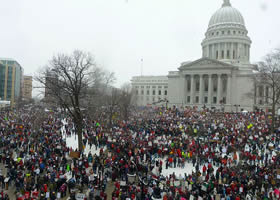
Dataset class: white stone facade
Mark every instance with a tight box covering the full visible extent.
[131,76,168,106]
[131,0,272,112]
[168,58,255,111]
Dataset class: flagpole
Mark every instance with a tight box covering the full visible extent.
[141,58,143,76]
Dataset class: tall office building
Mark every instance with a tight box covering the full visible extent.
[44,70,58,101]
[23,75,33,100]
[0,58,23,105]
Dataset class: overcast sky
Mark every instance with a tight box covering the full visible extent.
[0,0,279,95]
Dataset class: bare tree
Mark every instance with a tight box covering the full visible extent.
[36,50,110,151]
[104,87,122,127]
[119,83,134,121]
[257,49,280,132]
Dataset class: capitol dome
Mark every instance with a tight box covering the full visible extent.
[208,1,245,28]
[201,0,252,65]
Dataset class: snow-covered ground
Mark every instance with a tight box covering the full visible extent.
[61,119,104,156]
[62,130,215,178]
[160,161,218,178]
[61,119,277,179]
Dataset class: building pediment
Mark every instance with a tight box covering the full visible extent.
[179,57,238,71]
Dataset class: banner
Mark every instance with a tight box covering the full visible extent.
[69,151,80,159]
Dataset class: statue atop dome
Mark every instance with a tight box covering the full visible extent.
[222,0,231,7]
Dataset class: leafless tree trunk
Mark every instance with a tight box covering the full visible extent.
[257,49,280,132]
[119,83,134,121]
[36,50,98,151]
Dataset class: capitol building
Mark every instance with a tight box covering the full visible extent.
[131,0,267,112]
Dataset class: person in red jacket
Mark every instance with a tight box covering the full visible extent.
[203,165,207,176]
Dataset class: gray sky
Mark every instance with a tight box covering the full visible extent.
[0,0,279,95]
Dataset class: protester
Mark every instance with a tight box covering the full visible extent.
[0,105,279,200]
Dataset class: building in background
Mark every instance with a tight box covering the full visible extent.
[131,0,266,112]
[44,70,59,102]
[0,58,23,106]
[131,76,168,106]
[23,75,33,100]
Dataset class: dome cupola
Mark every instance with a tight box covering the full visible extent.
[201,0,252,65]
[209,0,245,28]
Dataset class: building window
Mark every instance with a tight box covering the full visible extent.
[141,90,144,95]
[135,90,138,95]
[216,32,219,35]
[222,31,224,34]
[158,86,162,89]
[228,30,231,34]
[187,96,190,103]
[147,90,150,95]
[158,90,161,95]
[152,90,155,95]
[213,96,217,104]
[222,78,227,92]
[204,97,208,103]
[233,50,235,59]
[222,97,226,104]
[152,97,155,102]
[259,86,263,97]
[152,86,156,88]
[164,90,167,95]
[164,86,168,89]
[227,50,230,59]
[221,51,224,59]
[213,84,217,92]
[187,79,191,91]
[195,96,199,103]
[146,96,149,101]
[146,86,150,89]
[196,80,199,91]
[216,51,218,59]
[233,31,236,34]
[141,86,144,89]
[204,82,208,92]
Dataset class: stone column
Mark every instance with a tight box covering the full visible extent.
[237,43,240,60]
[218,43,221,59]
[212,44,215,59]
[227,75,231,104]
[231,43,234,59]
[199,75,204,104]
[267,86,270,104]
[262,86,266,105]
[256,85,259,105]
[217,74,222,104]
[190,75,194,104]
[180,75,186,105]
[248,45,250,61]
[208,74,212,105]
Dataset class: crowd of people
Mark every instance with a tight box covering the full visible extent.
[0,105,280,200]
